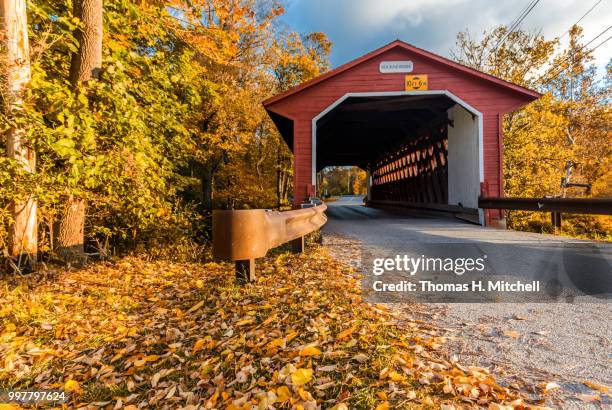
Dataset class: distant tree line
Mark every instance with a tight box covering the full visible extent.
[318,166,367,198]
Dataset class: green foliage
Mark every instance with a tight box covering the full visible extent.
[15,1,200,250]
[1,0,331,257]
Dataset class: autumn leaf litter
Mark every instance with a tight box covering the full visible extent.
[0,248,575,409]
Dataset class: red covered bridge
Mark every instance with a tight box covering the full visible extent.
[263,40,540,227]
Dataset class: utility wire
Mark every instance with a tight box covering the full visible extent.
[591,33,612,51]
[493,0,541,53]
[538,24,612,85]
[558,0,604,40]
[505,0,535,32]
[492,0,535,51]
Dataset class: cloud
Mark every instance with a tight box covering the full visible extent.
[282,0,611,73]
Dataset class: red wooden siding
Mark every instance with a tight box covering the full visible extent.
[264,41,539,226]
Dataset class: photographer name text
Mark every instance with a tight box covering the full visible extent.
[372,280,541,293]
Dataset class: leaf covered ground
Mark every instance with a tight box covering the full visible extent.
[1,248,549,409]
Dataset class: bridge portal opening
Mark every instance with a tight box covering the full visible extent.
[314,92,482,223]
[263,41,541,228]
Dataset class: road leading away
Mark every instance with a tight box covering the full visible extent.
[322,196,611,408]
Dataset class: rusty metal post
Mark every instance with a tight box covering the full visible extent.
[291,236,304,253]
[236,259,255,282]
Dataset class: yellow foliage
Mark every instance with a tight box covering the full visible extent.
[291,368,313,386]
[0,250,528,408]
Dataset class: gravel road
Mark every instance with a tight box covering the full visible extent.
[322,197,611,408]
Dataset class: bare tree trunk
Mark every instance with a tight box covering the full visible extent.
[202,166,214,211]
[2,0,37,267]
[276,161,281,209]
[56,0,102,263]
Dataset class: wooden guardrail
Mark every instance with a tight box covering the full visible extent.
[212,204,327,282]
[478,196,612,229]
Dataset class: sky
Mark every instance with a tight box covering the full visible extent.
[281,0,611,74]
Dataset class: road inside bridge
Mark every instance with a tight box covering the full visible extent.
[322,196,611,408]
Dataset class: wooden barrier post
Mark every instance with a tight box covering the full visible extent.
[236,259,255,282]
[551,212,562,233]
[291,236,304,253]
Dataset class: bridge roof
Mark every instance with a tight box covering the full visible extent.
[263,39,540,107]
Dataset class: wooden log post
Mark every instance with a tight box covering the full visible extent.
[2,0,37,267]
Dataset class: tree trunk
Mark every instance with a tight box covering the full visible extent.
[69,0,103,84]
[276,166,281,209]
[202,161,215,212]
[57,0,102,262]
[280,170,289,205]
[55,197,86,264]
[2,0,37,266]
[276,145,282,208]
[255,151,266,190]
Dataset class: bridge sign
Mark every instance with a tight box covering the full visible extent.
[379,60,413,73]
[405,74,428,90]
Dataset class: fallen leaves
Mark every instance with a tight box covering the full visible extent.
[541,381,560,393]
[576,393,601,402]
[192,338,206,354]
[351,353,368,363]
[0,250,534,408]
[375,401,390,410]
[583,380,610,393]
[187,300,204,313]
[299,345,322,357]
[276,385,291,401]
[336,325,356,340]
[63,379,80,393]
[502,330,520,339]
[291,368,313,386]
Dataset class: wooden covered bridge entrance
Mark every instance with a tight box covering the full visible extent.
[263,40,540,227]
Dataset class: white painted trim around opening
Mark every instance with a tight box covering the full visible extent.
[311,90,485,224]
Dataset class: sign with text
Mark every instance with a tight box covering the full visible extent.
[379,61,413,73]
[405,75,428,90]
